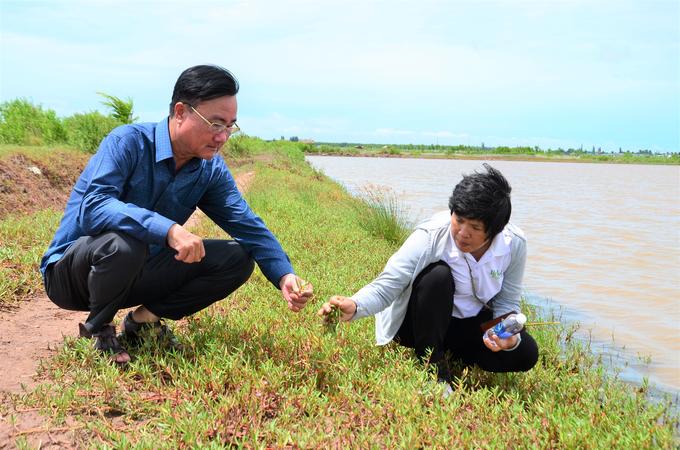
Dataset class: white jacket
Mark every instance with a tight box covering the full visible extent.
[351,211,527,345]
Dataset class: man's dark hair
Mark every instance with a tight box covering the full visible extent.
[169,65,239,115]
[448,163,512,239]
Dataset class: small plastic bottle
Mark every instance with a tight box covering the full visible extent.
[485,313,527,340]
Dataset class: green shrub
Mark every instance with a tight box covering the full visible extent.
[225,134,255,157]
[279,140,308,162]
[63,111,120,153]
[224,135,310,160]
[0,99,67,145]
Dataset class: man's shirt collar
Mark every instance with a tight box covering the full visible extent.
[155,117,174,163]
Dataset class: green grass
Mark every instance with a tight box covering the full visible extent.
[0,209,62,306]
[5,145,678,447]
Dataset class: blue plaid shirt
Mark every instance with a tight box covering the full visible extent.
[40,118,294,286]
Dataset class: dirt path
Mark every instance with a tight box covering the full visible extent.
[0,171,255,448]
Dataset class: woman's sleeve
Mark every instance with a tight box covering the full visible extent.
[491,236,527,318]
[351,228,429,319]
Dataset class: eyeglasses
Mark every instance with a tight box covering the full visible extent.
[188,104,240,135]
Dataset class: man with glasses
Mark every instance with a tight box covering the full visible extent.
[40,65,313,364]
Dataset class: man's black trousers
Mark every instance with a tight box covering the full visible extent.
[44,231,255,332]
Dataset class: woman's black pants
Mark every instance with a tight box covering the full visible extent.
[395,261,539,373]
[44,231,255,333]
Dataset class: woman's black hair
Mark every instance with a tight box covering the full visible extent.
[448,163,512,239]
[169,65,239,115]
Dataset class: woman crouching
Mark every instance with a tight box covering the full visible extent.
[318,164,539,384]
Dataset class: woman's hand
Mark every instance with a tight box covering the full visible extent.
[483,333,519,352]
[317,295,357,322]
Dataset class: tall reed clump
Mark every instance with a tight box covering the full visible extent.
[355,183,411,244]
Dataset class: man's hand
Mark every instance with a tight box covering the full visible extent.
[317,295,357,322]
[167,224,205,263]
[482,333,519,352]
[279,273,313,312]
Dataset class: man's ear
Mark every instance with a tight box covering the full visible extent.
[173,102,187,122]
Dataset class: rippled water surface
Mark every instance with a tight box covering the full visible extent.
[307,155,680,392]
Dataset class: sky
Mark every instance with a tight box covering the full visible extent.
[0,0,678,152]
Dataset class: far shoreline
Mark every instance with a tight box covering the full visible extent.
[305,151,680,166]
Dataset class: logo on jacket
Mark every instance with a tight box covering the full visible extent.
[490,269,503,280]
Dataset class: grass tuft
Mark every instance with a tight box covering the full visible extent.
[355,183,411,245]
